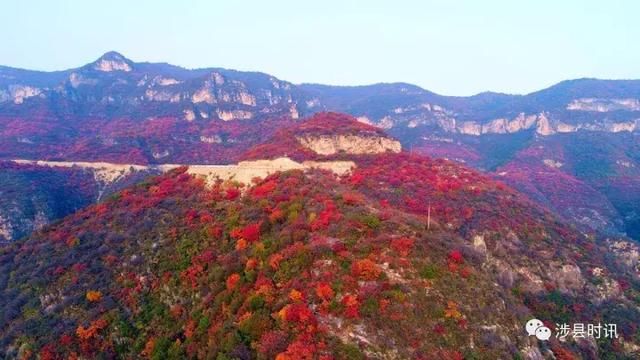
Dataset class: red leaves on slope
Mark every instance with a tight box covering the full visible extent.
[315,283,335,302]
[448,250,464,264]
[310,200,341,231]
[226,273,241,290]
[76,318,108,340]
[391,237,415,257]
[231,222,262,243]
[251,179,278,198]
[342,294,360,319]
[351,259,382,280]
[279,303,316,326]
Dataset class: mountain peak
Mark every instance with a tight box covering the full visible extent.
[91,51,133,72]
[99,50,127,59]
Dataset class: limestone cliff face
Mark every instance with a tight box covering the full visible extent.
[567,98,640,112]
[296,134,402,155]
[454,113,555,135]
[8,85,43,104]
[450,112,639,136]
[356,96,640,137]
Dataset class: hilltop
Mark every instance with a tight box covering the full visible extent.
[1,149,639,358]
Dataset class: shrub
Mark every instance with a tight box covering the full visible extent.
[391,237,414,256]
[448,250,464,264]
[351,259,382,280]
[315,283,334,302]
[86,290,102,302]
[226,273,241,290]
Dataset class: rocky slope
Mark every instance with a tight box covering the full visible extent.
[296,135,401,156]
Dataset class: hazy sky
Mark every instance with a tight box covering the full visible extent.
[1,0,638,95]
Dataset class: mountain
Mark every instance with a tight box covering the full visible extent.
[2,116,640,358]
[0,52,640,238]
[1,53,639,165]
[2,53,639,156]
[1,52,639,242]
[495,132,640,239]
[242,112,401,161]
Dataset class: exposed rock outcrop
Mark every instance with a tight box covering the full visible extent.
[11,157,355,187]
[567,98,640,112]
[181,157,354,184]
[296,135,402,155]
[217,109,253,121]
[9,85,42,104]
[450,112,638,136]
[93,59,132,72]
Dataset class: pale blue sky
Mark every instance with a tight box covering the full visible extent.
[1,0,638,95]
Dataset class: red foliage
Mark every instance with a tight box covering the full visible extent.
[433,323,446,335]
[281,303,316,325]
[72,263,87,273]
[76,318,108,340]
[448,250,464,264]
[351,259,382,280]
[206,225,223,238]
[269,253,284,270]
[251,179,278,198]
[391,237,415,257]
[348,173,365,185]
[342,191,364,205]
[225,187,241,200]
[59,334,73,346]
[39,344,58,360]
[182,249,214,288]
[276,338,317,360]
[315,283,335,301]
[269,207,285,223]
[231,222,262,243]
[342,294,360,318]
[226,273,241,290]
[551,345,579,360]
[311,200,341,231]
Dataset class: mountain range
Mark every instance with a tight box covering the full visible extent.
[1,52,639,243]
[1,52,640,358]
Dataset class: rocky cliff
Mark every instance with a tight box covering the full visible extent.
[296,134,401,155]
